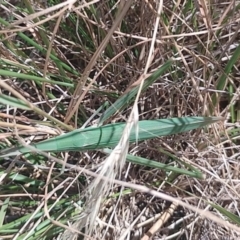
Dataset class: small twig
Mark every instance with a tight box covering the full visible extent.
[141,202,179,240]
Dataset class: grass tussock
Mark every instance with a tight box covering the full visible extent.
[0,0,240,239]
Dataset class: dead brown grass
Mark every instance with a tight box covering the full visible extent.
[0,0,240,239]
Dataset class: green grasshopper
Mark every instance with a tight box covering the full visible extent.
[0,117,222,158]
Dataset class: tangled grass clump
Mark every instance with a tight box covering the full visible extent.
[0,0,240,239]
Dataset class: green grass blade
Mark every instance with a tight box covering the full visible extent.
[0,197,10,227]
[212,44,240,108]
[157,147,203,177]
[98,60,172,124]
[102,148,203,179]
[0,94,73,131]
[0,70,74,88]
[22,0,66,78]
[0,94,31,110]
[0,116,222,157]
[228,84,235,123]
[0,17,79,76]
[210,202,240,225]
